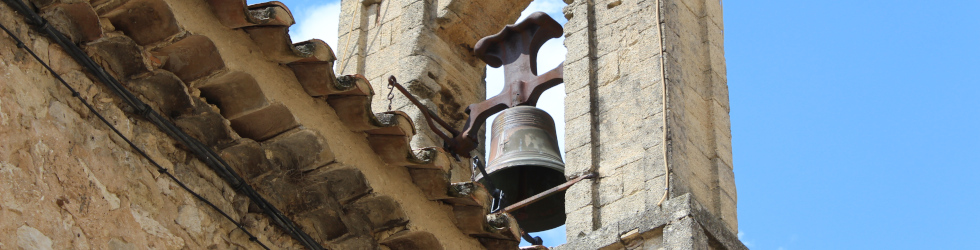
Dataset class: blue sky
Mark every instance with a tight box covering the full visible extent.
[729,1,979,249]
[252,0,979,248]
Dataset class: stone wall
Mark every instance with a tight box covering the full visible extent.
[0,0,514,248]
[560,0,740,248]
[338,0,532,153]
[0,5,284,248]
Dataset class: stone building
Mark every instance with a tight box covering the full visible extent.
[0,0,744,248]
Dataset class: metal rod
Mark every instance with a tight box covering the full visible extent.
[521,230,543,245]
[387,76,459,139]
[503,172,597,214]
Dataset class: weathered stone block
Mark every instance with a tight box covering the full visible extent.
[403,0,434,29]
[641,147,667,181]
[262,128,335,172]
[564,181,592,212]
[673,140,714,182]
[700,0,720,23]
[617,41,660,77]
[84,36,148,79]
[595,0,632,29]
[243,26,307,63]
[408,168,451,200]
[672,129,714,180]
[595,23,625,58]
[305,165,372,205]
[719,190,737,234]
[287,62,341,97]
[104,0,180,45]
[669,165,716,214]
[635,227,665,250]
[174,108,235,147]
[679,0,705,16]
[41,3,103,43]
[228,103,299,141]
[127,70,194,118]
[598,175,623,206]
[563,31,590,63]
[197,71,269,119]
[643,172,667,212]
[294,207,348,241]
[596,74,661,116]
[346,196,409,232]
[664,49,709,102]
[381,231,444,250]
[669,85,713,158]
[329,88,393,132]
[564,114,592,150]
[620,161,647,196]
[562,3,588,34]
[708,21,726,75]
[599,192,643,225]
[597,137,646,174]
[152,35,226,83]
[563,59,590,94]
[284,180,344,214]
[366,134,415,166]
[452,205,487,235]
[596,51,620,86]
[564,145,593,177]
[717,159,735,201]
[663,216,710,250]
[565,206,593,240]
[330,234,379,250]
[711,69,729,103]
[219,139,273,179]
[712,101,733,167]
[250,172,294,208]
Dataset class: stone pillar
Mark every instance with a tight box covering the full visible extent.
[560,0,743,248]
[338,0,531,152]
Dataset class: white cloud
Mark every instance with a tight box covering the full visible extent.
[289,2,341,56]
[738,230,755,248]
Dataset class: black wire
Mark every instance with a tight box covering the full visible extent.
[0,1,325,249]
[0,21,271,250]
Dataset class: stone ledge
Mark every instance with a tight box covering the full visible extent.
[555,194,746,250]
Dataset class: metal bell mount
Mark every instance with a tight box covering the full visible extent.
[385,12,596,235]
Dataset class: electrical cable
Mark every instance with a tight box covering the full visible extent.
[0,21,271,250]
[655,0,671,207]
[0,1,325,248]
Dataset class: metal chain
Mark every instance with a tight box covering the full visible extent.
[386,80,395,111]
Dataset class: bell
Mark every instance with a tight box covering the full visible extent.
[478,106,566,232]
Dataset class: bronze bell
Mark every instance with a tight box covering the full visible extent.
[477,106,566,232]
